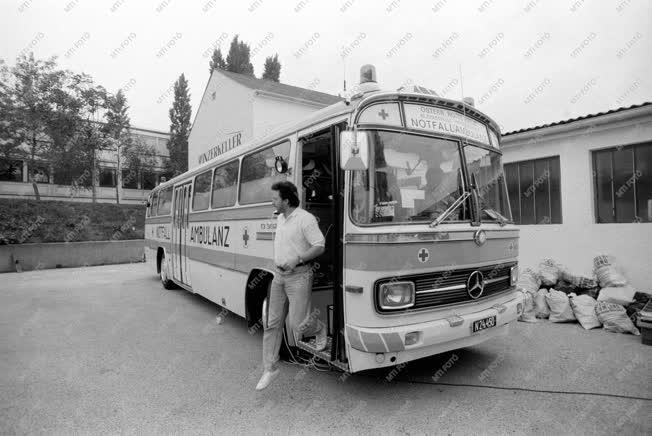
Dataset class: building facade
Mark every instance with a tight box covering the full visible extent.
[188,69,341,170]
[0,125,170,204]
[501,103,652,290]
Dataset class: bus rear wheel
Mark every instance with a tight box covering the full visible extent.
[159,253,176,290]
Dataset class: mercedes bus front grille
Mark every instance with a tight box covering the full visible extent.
[375,262,517,312]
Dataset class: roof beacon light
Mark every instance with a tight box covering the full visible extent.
[358,64,380,94]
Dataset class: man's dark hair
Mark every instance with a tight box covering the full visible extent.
[271,180,300,207]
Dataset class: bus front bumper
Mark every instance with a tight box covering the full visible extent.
[345,293,523,372]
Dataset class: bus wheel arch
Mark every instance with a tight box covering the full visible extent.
[245,268,274,329]
[157,248,176,290]
[156,247,165,274]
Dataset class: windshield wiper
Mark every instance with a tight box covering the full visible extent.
[483,208,509,226]
[429,191,471,227]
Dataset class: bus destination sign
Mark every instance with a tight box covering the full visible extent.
[404,104,490,146]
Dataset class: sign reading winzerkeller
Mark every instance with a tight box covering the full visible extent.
[198,131,243,164]
[404,104,490,146]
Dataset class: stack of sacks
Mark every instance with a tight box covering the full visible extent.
[546,289,577,323]
[560,268,600,298]
[538,259,561,287]
[593,255,637,306]
[569,294,601,330]
[595,301,640,335]
[517,268,540,323]
[535,289,550,319]
[537,259,600,298]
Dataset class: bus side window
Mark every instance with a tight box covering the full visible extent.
[192,170,212,211]
[157,187,172,215]
[240,141,290,204]
[212,160,239,208]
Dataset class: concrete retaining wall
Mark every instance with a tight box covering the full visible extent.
[0,239,144,273]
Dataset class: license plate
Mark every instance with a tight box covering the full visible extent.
[472,316,496,333]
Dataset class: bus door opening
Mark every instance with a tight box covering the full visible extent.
[296,127,346,367]
[172,183,192,286]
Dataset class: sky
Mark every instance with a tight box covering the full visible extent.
[1,0,651,134]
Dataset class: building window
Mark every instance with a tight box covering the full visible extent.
[99,167,116,187]
[157,187,172,215]
[142,171,158,190]
[0,160,24,182]
[212,160,239,208]
[504,156,562,224]
[240,141,290,204]
[593,142,652,223]
[30,164,50,183]
[122,169,139,189]
[192,170,212,211]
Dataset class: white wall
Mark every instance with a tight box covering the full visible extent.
[502,108,652,290]
[252,95,323,139]
[188,73,253,169]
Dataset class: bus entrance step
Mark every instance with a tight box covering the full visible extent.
[296,336,349,371]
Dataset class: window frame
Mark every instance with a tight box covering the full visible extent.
[150,191,159,217]
[238,140,292,206]
[504,155,562,225]
[0,159,25,182]
[592,141,650,224]
[211,158,240,209]
[192,169,213,212]
[98,167,117,188]
[156,186,173,216]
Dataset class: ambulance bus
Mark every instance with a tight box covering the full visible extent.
[144,65,522,373]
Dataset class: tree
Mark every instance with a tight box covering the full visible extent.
[262,54,281,82]
[226,35,254,76]
[166,73,192,176]
[209,48,226,74]
[122,135,157,190]
[63,83,111,203]
[104,89,130,203]
[0,53,64,200]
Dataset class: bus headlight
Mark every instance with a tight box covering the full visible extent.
[510,265,519,286]
[379,281,415,310]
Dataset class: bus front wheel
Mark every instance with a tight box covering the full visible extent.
[159,253,175,290]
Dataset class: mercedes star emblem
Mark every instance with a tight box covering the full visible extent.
[467,270,485,299]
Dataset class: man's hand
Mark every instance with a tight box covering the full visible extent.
[280,257,300,272]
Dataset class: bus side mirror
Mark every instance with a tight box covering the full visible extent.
[340,130,369,171]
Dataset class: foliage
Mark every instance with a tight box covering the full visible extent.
[262,54,281,82]
[0,198,145,244]
[225,35,254,76]
[0,53,115,200]
[122,135,158,188]
[166,73,192,176]
[209,48,226,73]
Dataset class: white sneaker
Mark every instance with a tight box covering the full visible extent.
[255,369,280,391]
[314,322,327,352]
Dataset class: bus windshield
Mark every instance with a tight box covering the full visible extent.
[351,131,465,224]
[464,144,512,223]
[350,130,511,225]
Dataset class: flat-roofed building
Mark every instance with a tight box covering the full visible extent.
[501,102,652,289]
[0,125,170,204]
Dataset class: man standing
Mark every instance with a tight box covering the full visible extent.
[256,181,327,391]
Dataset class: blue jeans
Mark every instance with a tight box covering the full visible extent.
[262,264,322,371]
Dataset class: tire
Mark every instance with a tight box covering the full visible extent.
[159,253,176,290]
[262,296,292,360]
